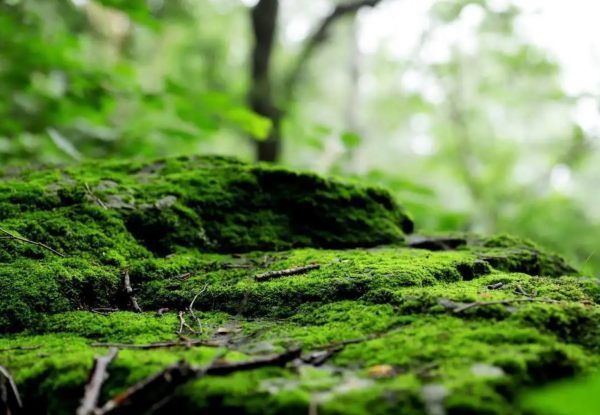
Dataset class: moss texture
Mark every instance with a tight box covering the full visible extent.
[0,156,598,414]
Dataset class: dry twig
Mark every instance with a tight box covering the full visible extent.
[177,311,196,334]
[0,226,65,257]
[453,298,560,313]
[84,183,107,209]
[486,282,504,290]
[122,270,142,313]
[515,285,536,297]
[188,284,209,333]
[97,348,300,414]
[255,264,320,282]
[0,365,22,415]
[90,340,222,350]
[77,347,118,415]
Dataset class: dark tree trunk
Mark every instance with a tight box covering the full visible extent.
[249,0,281,162]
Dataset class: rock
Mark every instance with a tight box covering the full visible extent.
[0,156,597,415]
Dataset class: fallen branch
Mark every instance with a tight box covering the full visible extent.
[302,334,380,366]
[84,183,107,209]
[188,284,209,333]
[255,264,320,281]
[0,365,22,415]
[122,270,142,313]
[90,340,222,350]
[177,311,196,335]
[515,285,536,297]
[454,298,560,313]
[91,307,119,316]
[206,347,301,376]
[97,348,300,414]
[77,347,118,415]
[0,226,65,257]
[172,271,195,280]
[486,282,504,290]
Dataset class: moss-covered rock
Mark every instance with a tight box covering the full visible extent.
[0,156,597,414]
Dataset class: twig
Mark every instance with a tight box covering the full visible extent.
[91,308,119,316]
[284,0,384,102]
[454,298,561,313]
[97,348,300,414]
[122,270,142,313]
[188,284,209,333]
[302,334,380,366]
[255,264,320,282]
[172,271,195,280]
[77,347,118,415]
[0,365,23,414]
[177,311,196,335]
[0,226,65,257]
[486,282,504,290]
[90,340,222,350]
[205,347,301,376]
[515,285,535,297]
[84,183,107,209]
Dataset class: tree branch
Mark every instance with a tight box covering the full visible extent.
[0,226,65,257]
[0,365,23,415]
[284,0,384,101]
[77,348,118,415]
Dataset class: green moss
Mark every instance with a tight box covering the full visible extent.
[0,156,597,414]
[0,155,411,259]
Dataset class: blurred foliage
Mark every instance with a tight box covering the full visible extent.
[522,373,600,415]
[0,0,599,276]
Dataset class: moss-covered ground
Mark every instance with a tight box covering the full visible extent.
[1,156,598,414]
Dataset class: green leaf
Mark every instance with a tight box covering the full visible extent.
[224,108,272,141]
[341,131,361,148]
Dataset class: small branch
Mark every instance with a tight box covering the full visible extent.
[486,282,504,290]
[515,285,536,297]
[91,308,119,316]
[77,347,118,415]
[97,360,197,415]
[302,334,380,366]
[122,270,142,313]
[90,340,222,350]
[0,365,23,414]
[177,311,196,335]
[255,264,320,282]
[172,271,195,281]
[453,298,560,314]
[206,347,301,376]
[97,348,300,414]
[188,284,209,334]
[284,0,383,102]
[0,226,65,257]
[84,183,107,209]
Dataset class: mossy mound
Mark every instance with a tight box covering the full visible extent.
[1,157,598,415]
[0,155,412,261]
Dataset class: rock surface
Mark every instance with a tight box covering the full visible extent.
[0,156,598,414]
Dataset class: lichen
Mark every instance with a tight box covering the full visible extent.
[0,156,597,414]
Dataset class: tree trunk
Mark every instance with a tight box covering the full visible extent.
[249,0,281,162]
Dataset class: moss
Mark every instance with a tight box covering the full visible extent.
[0,155,411,259]
[0,156,597,414]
